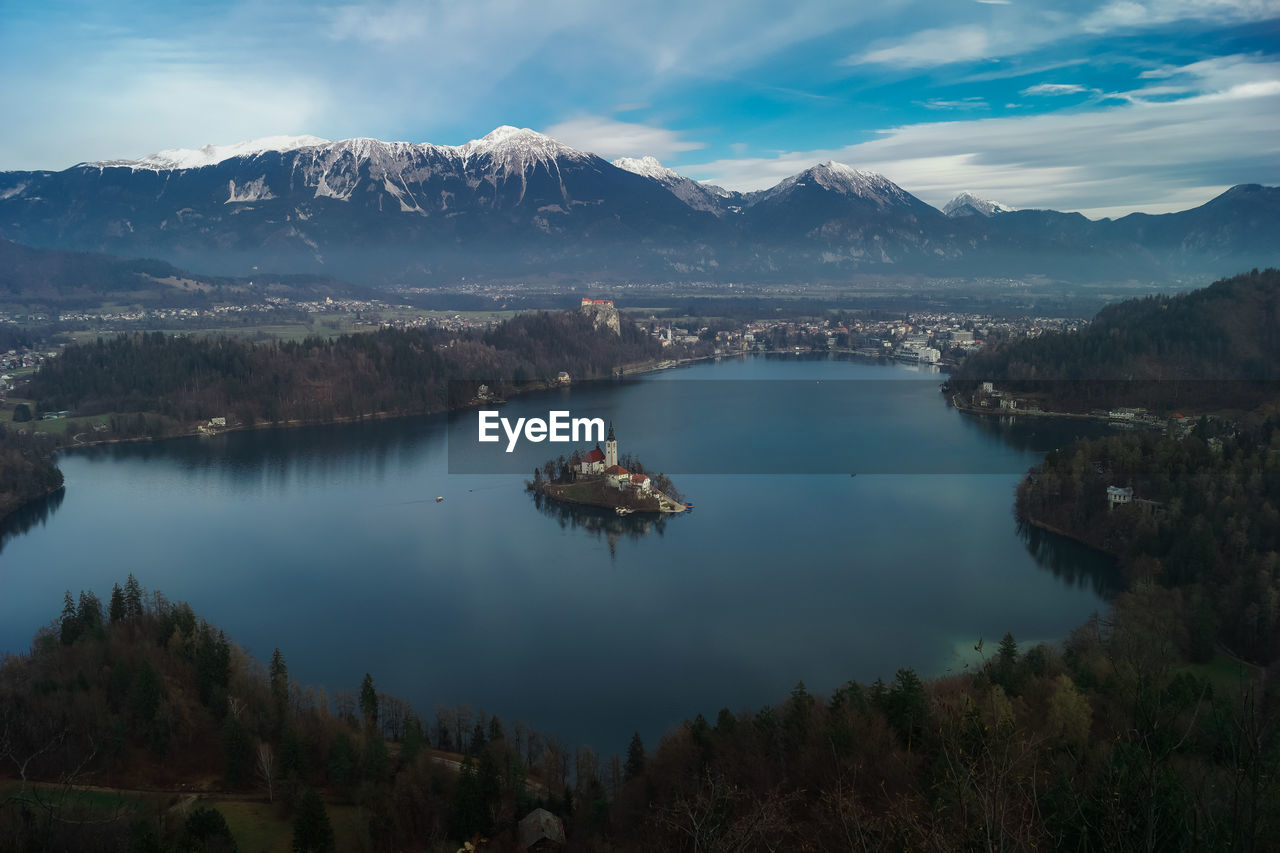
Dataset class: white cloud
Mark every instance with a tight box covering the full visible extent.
[851,0,1280,68]
[846,25,992,67]
[0,61,329,167]
[1082,0,1280,33]
[542,117,706,161]
[920,97,990,109]
[328,2,431,44]
[1022,83,1089,96]
[679,57,1280,217]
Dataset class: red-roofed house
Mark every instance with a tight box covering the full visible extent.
[576,446,606,476]
[631,472,651,493]
[604,464,630,488]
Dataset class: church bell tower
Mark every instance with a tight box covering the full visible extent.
[605,421,618,468]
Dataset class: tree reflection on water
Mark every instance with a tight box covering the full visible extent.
[0,487,65,557]
[1017,519,1122,597]
[530,491,679,559]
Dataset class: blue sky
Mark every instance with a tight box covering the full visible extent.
[2,0,1277,217]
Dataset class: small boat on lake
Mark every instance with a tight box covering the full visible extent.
[435,496,444,503]
[615,506,633,516]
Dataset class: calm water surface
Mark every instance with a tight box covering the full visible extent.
[0,356,1115,752]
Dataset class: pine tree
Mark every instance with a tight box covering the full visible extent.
[449,756,489,840]
[108,583,126,623]
[327,732,356,799]
[995,632,1020,692]
[59,591,79,645]
[624,732,645,780]
[292,789,335,853]
[401,714,426,766]
[270,648,289,738]
[359,673,378,731]
[124,573,144,619]
[183,807,236,850]
[77,590,102,633]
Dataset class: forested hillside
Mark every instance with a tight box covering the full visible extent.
[1019,412,1280,661]
[0,427,62,519]
[952,268,1280,411]
[3,578,1276,851]
[26,311,667,435]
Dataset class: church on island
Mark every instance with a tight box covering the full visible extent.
[575,423,652,494]
[533,421,685,513]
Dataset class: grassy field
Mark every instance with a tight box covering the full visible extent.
[1181,649,1261,697]
[213,798,366,853]
[1,397,35,426]
[0,780,153,815]
[0,398,183,442]
[0,782,365,853]
[551,481,600,503]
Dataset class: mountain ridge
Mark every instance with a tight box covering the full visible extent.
[2,127,1276,284]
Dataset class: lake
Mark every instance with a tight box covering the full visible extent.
[0,355,1116,753]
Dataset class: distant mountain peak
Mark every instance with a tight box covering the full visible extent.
[758,161,913,210]
[472,125,550,145]
[805,162,898,196]
[612,155,736,214]
[456,126,591,181]
[88,135,331,171]
[460,126,582,158]
[613,155,681,182]
[943,192,1015,217]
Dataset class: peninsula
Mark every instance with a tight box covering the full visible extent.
[528,423,687,514]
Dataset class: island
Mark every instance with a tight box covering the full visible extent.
[527,422,688,514]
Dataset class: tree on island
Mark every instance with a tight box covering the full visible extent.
[12,403,31,422]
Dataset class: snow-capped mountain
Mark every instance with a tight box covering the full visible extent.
[0,128,1275,283]
[752,162,920,209]
[0,127,706,277]
[612,156,737,215]
[943,192,1015,218]
[87,135,333,171]
[739,162,949,267]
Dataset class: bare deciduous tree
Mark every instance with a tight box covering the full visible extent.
[256,741,275,803]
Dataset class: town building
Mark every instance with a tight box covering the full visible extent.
[576,446,605,475]
[605,422,617,468]
[1107,485,1134,510]
[519,808,565,851]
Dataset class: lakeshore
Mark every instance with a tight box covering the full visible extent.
[0,355,1113,753]
[0,350,716,525]
[531,478,687,514]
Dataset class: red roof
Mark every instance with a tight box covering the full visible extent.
[582,448,605,463]
[604,465,629,475]
[631,473,649,484]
